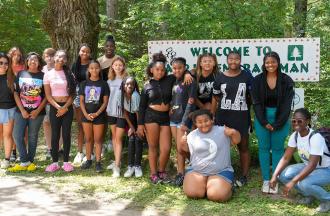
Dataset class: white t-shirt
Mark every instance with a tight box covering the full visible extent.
[288,129,330,168]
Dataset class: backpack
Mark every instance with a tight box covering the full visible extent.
[294,127,330,165]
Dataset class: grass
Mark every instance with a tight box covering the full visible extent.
[0,122,327,216]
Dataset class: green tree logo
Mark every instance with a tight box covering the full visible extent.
[288,45,304,61]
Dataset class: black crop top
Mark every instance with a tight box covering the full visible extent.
[138,75,176,125]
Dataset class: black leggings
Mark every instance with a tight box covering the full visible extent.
[128,135,142,167]
[49,104,73,162]
[127,113,142,167]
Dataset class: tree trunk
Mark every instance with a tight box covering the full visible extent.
[106,0,117,32]
[41,0,100,65]
[293,0,307,37]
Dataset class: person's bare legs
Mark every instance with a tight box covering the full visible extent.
[82,123,93,160]
[183,172,207,198]
[114,127,125,167]
[158,125,171,172]
[93,124,104,162]
[3,120,14,159]
[206,175,232,202]
[145,123,160,175]
[238,135,250,177]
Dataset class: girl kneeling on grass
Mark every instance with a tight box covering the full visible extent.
[117,77,143,178]
[181,109,241,202]
[270,108,330,213]
[79,60,110,173]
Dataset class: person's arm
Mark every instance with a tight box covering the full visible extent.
[195,98,205,109]
[211,96,218,116]
[211,75,221,115]
[269,147,295,189]
[13,92,29,119]
[137,86,148,138]
[283,154,319,196]
[79,95,92,121]
[224,126,241,145]
[13,75,29,118]
[180,131,189,153]
[29,98,47,119]
[180,81,196,131]
[271,78,294,130]
[92,95,109,118]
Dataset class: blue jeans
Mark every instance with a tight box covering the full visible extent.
[255,107,290,180]
[13,112,44,163]
[279,163,330,201]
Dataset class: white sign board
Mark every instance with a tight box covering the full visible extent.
[148,38,320,82]
[293,88,304,110]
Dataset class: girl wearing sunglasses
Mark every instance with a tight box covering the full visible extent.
[269,108,330,213]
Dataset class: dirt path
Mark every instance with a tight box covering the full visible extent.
[0,176,180,216]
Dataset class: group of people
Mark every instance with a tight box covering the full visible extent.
[0,35,329,213]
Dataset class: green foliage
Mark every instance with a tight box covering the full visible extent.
[99,0,329,126]
[0,0,50,54]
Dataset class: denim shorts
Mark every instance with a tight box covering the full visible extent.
[0,107,16,124]
[185,167,234,184]
[170,121,181,128]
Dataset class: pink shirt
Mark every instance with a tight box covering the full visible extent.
[43,69,68,96]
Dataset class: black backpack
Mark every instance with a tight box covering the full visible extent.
[294,127,330,165]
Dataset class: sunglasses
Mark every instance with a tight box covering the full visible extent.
[0,61,9,66]
[291,119,304,124]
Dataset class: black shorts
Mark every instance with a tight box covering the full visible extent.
[107,116,127,128]
[82,113,107,125]
[144,108,170,126]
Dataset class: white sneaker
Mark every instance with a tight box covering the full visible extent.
[112,166,120,178]
[82,154,96,162]
[134,166,143,178]
[106,160,115,170]
[73,152,85,165]
[262,181,270,193]
[124,166,135,177]
[0,160,10,169]
[269,183,278,194]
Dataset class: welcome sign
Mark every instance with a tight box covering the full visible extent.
[148,38,320,82]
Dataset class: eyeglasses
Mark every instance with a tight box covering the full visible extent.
[291,119,304,124]
[0,61,9,66]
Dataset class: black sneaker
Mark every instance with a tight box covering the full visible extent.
[172,173,184,187]
[95,162,103,173]
[234,176,248,187]
[81,160,92,169]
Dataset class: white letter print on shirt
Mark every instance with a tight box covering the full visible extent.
[220,83,248,111]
